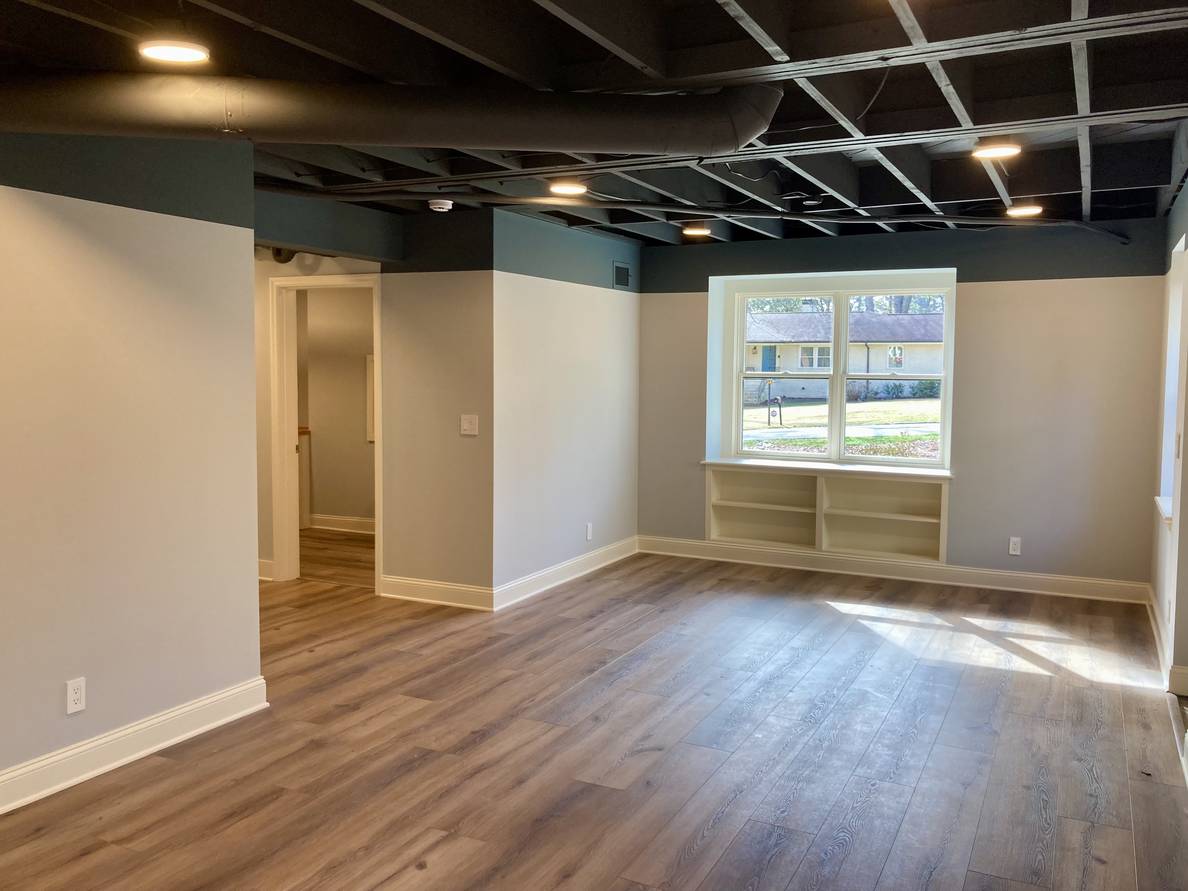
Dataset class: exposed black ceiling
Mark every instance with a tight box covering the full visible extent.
[4,0,1187,244]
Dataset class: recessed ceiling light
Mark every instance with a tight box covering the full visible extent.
[138,39,210,64]
[972,142,1022,160]
[1006,204,1043,217]
[682,224,713,237]
[548,180,587,196]
[802,197,824,207]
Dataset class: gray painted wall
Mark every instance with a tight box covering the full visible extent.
[1,184,260,769]
[305,288,375,520]
[381,271,495,587]
[493,271,639,586]
[255,192,403,263]
[493,211,641,292]
[642,219,1166,293]
[638,276,1164,583]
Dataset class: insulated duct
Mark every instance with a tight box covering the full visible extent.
[0,73,783,156]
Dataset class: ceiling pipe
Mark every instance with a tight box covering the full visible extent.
[256,183,1130,243]
[0,73,783,156]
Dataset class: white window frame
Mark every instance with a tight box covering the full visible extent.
[887,343,905,369]
[723,270,956,469]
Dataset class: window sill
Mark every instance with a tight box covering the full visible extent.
[1155,495,1173,527]
[703,457,952,480]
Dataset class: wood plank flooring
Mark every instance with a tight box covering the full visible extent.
[299,526,374,588]
[3,553,1187,890]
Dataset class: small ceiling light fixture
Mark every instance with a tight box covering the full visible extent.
[428,198,454,212]
[138,38,210,64]
[682,223,713,237]
[1005,203,1043,217]
[548,180,588,196]
[972,141,1022,160]
[802,196,824,207]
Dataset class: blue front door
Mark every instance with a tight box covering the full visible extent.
[761,345,777,371]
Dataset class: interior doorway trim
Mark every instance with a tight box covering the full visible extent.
[267,273,383,586]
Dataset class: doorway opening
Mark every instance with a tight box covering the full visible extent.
[268,274,382,589]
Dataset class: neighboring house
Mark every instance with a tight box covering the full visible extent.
[744,311,943,403]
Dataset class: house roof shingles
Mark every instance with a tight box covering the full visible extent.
[746,312,943,344]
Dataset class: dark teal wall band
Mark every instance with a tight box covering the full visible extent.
[0,133,253,228]
[493,211,641,292]
[641,218,1167,292]
[256,191,403,262]
[380,208,492,272]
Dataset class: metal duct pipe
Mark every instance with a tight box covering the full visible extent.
[0,73,783,156]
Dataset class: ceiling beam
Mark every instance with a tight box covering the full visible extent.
[349,0,556,87]
[564,7,1188,90]
[1071,0,1093,219]
[1158,119,1188,215]
[886,0,1012,208]
[529,0,666,78]
[715,0,793,62]
[689,161,797,237]
[349,146,452,177]
[187,0,452,85]
[796,73,953,226]
[325,102,1188,191]
[260,144,390,181]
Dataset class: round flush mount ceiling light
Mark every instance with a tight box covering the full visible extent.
[548,180,587,196]
[682,224,713,237]
[138,39,210,63]
[972,141,1022,160]
[1005,203,1043,217]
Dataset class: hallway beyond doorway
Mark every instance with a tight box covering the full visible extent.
[300,527,374,589]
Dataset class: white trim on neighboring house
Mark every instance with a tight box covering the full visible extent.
[0,677,267,816]
[379,537,638,611]
[636,535,1152,603]
[310,514,376,534]
[267,274,382,584]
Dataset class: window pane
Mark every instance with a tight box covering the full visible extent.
[745,296,833,374]
[844,379,941,461]
[741,378,830,455]
[848,294,944,375]
[817,346,831,368]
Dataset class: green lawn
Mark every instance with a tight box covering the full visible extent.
[743,432,940,459]
[743,397,939,430]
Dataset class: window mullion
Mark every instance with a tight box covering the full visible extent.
[830,293,846,461]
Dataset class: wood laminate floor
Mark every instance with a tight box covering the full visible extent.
[300,527,375,589]
[3,555,1187,890]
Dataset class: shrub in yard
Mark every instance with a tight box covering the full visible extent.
[883,381,905,399]
[910,380,940,398]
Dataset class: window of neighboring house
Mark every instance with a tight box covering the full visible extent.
[737,281,952,466]
[799,346,831,368]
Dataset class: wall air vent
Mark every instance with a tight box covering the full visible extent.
[613,261,632,291]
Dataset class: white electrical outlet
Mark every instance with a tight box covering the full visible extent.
[585,522,593,542]
[66,677,86,715]
[1008,536,1022,556]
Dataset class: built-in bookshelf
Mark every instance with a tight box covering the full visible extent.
[707,461,948,563]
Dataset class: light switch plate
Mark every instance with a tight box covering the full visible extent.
[460,414,479,436]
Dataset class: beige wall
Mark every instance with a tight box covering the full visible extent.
[639,276,1163,582]
[381,271,494,587]
[253,250,380,562]
[493,272,639,586]
[1,186,261,769]
[304,288,375,520]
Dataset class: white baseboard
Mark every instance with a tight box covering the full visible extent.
[493,537,639,610]
[310,514,375,534]
[378,575,492,611]
[258,559,274,581]
[0,676,268,816]
[380,537,638,612]
[637,536,1152,604]
[1171,665,1188,697]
